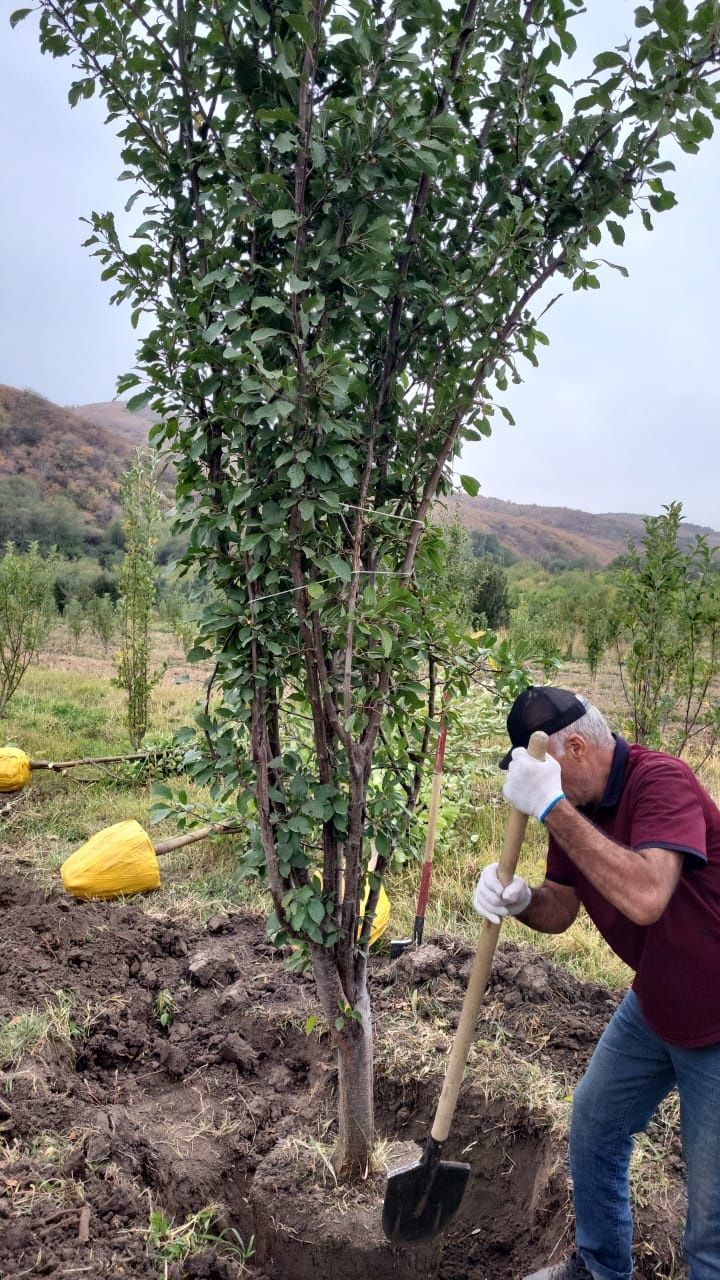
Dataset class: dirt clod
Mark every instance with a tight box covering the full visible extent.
[218,1033,259,1072]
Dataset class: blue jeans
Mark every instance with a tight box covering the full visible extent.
[570,990,720,1280]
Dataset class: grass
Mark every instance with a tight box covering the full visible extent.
[374,996,573,1133]
[0,991,91,1070]
[1,1130,75,1167]
[147,1204,254,1268]
[4,654,200,762]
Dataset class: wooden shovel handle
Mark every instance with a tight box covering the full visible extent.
[414,716,448,920]
[430,730,548,1143]
[30,752,154,770]
[154,822,241,855]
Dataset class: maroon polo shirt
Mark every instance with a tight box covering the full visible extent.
[546,736,720,1048]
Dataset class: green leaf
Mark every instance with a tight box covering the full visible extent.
[262,500,284,526]
[378,627,393,658]
[250,0,270,25]
[606,220,625,246]
[126,389,154,413]
[204,320,226,342]
[593,51,626,70]
[273,50,297,80]
[327,554,352,583]
[10,8,32,26]
[308,897,325,924]
[186,645,212,663]
[459,474,481,497]
[288,463,305,488]
[274,399,295,418]
[285,12,315,46]
[649,189,677,212]
[251,295,285,314]
[271,209,297,228]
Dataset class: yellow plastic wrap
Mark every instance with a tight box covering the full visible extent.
[360,881,391,947]
[0,748,32,793]
[61,819,161,900]
[321,870,391,947]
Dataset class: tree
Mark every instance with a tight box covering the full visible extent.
[470,530,515,567]
[611,501,720,757]
[431,514,477,624]
[87,593,117,656]
[0,542,57,716]
[115,451,162,748]
[583,606,608,680]
[469,557,510,630]
[64,595,86,651]
[20,0,720,1181]
[433,514,510,629]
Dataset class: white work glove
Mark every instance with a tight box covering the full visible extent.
[472,861,532,925]
[502,747,565,822]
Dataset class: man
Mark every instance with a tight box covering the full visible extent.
[473,686,720,1280]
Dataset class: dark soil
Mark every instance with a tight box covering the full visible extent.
[0,861,685,1280]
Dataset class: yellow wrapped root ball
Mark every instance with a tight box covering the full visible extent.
[61,819,161,900]
[321,869,391,947]
[0,748,32,793]
[360,880,391,948]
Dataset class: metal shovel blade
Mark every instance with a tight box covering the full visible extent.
[382,1137,470,1244]
[389,937,411,959]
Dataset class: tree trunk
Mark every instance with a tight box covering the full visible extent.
[312,947,375,1179]
[333,972,375,1177]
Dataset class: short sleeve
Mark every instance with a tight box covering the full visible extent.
[628,757,707,870]
[546,833,575,886]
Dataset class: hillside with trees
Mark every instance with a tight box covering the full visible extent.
[2,386,717,573]
[0,387,176,556]
[0,385,136,553]
[451,493,720,570]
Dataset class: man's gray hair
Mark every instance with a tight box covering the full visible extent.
[549,696,614,755]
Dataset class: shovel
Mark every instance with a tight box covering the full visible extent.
[382,729,548,1245]
[390,710,448,959]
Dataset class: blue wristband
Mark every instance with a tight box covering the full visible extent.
[539,793,565,824]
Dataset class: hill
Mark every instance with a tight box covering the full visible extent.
[0,385,137,553]
[2,387,717,569]
[449,494,720,569]
[72,399,157,447]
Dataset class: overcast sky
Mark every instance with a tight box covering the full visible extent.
[1,4,718,528]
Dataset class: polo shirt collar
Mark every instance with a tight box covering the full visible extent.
[597,734,629,809]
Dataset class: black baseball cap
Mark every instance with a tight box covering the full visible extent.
[499,686,587,769]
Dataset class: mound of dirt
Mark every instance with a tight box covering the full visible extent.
[0,862,684,1280]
